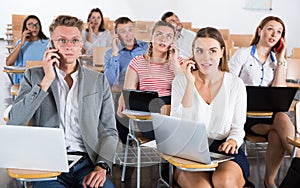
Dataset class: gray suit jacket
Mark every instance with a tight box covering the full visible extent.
[7,63,118,168]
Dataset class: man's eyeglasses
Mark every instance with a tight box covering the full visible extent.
[52,38,82,47]
[27,23,40,28]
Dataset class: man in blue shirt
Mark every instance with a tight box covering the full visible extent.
[104,17,148,144]
[104,17,148,86]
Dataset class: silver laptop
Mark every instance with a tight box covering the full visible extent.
[151,113,234,164]
[0,125,81,172]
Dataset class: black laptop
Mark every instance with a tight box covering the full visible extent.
[246,86,298,112]
[122,89,160,113]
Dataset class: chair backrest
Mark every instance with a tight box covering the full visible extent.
[295,101,300,135]
[93,47,110,66]
[219,29,230,41]
[160,105,171,116]
[12,14,27,46]
[26,60,43,68]
[230,34,253,47]
[286,58,300,81]
[134,27,151,42]
[292,48,300,59]
[134,21,154,33]
[181,22,192,30]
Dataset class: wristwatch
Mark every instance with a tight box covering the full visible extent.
[97,161,111,175]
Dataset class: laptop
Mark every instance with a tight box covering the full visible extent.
[246,86,298,112]
[151,113,234,164]
[122,89,160,115]
[0,126,81,172]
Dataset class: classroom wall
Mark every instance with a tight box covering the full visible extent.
[1,0,299,55]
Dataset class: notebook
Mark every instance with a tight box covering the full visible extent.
[122,89,160,116]
[0,125,81,172]
[246,86,298,112]
[151,113,234,164]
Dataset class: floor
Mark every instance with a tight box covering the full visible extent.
[0,40,293,188]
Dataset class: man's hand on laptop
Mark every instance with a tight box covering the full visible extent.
[218,139,238,154]
[82,166,107,188]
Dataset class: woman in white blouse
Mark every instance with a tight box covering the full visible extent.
[229,16,295,188]
[82,8,111,55]
[171,27,250,188]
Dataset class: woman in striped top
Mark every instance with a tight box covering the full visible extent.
[116,21,183,140]
[117,20,183,118]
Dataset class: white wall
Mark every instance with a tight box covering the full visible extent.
[1,0,299,55]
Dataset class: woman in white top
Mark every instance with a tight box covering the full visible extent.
[229,16,296,188]
[82,8,111,55]
[171,27,251,188]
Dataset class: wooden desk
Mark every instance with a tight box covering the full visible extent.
[158,153,217,187]
[3,66,26,84]
[7,168,61,180]
[287,82,300,89]
[3,66,26,99]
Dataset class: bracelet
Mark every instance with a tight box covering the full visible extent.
[277,61,285,66]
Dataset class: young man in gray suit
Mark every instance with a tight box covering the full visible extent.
[7,15,118,188]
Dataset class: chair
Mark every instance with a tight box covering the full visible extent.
[134,21,154,33]
[292,48,300,59]
[181,22,192,30]
[12,14,27,46]
[230,34,253,48]
[92,47,110,67]
[115,111,161,188]
[219,29,230,41]
[286,58,300,84]
[134,27,151,42]
[8,61,42,97]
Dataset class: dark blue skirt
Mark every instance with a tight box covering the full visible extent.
[209,139,250,179]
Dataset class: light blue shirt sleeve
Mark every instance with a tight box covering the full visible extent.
[104,40,148,86]
[104,49,120,86]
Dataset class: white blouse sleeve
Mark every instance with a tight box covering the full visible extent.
[226,77,247,148]
[171,74,195,119]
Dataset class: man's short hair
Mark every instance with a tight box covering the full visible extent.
[49,15,84,34]
[114,17,133,31]
[161,12,175,21]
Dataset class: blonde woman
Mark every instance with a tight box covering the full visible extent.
[117,21,183,139]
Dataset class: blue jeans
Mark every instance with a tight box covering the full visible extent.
[33,158,114,188]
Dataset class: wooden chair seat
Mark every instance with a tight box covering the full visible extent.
[245,134,267,143]
[287,136,300,148]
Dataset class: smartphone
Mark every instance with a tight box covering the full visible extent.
[274,37,284,52]
[25,29,31,39]
[191,57,198,71]
[168,45,175,54]
[47,40,59,61]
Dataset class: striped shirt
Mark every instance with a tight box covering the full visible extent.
[129,55,183,97]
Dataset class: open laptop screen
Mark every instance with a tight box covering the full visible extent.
[246,86,297,112]
[122,89,160,112]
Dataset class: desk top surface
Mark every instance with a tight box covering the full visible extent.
[160,153,218,169]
